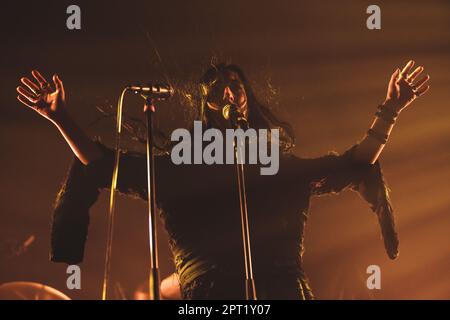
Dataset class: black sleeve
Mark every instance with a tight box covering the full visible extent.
[50,142,169,264]
[295,145,399,260]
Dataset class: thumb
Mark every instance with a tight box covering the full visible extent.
[52,74,60,90]
[53,74,65,99]
[392,68,400,81]
[389,68,400,92]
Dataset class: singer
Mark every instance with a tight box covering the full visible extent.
[16,61,430,299]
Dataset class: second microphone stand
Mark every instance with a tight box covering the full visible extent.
[223,105,257,300]
[144,98,160,300]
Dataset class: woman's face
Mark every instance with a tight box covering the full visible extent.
[206,70,248,118]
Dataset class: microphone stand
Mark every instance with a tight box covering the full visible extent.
[144,97,161,300]
[224,105,257,300]
[103,89,164,300]
[140,85,173,300]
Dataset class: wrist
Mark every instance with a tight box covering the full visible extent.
[52,109,70,128]
[382,99,402,114]
[376,102,398,125]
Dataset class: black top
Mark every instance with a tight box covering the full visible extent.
[50,142,399,299]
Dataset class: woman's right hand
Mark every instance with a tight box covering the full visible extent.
[16,69,103,165]
[16,70,67,125]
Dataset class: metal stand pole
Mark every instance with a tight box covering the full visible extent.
[228,106,257,300]
[144,98,161,300]
[234,144,257,300]
[102,88,127,300]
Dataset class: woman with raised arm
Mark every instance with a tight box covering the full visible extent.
[16,61,429,299]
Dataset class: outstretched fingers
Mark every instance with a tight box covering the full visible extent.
[414,74,430,88]
[407,66,423,83]
[32,69,50,89]
[17,94,35,109]
[415,84,430,97]
[414,75,431,97]
[16,85,39,104]
[20,77,40,95]
[399,60,415,81]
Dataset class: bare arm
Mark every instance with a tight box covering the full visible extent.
[353,60,430,164]
[16,70,103,165]
[54,109,104,165]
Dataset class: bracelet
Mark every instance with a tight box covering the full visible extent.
[367,128,388,144]
[376,104,398,125]
[375,110,396,124]
[377,104,399,118]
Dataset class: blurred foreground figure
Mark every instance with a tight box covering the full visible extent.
[134,273,181,300]
[0,282,70,300]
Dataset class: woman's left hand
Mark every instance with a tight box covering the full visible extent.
[384,60,430,113]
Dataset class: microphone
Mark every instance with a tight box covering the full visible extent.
[127,84,174,100]
[222,104,248,129]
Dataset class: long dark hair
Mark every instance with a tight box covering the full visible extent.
[92,63,295,154]
[198,63,295,152]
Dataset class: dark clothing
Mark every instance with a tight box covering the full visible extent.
[50,142,399,299]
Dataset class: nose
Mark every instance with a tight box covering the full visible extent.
[223,86,235,104]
